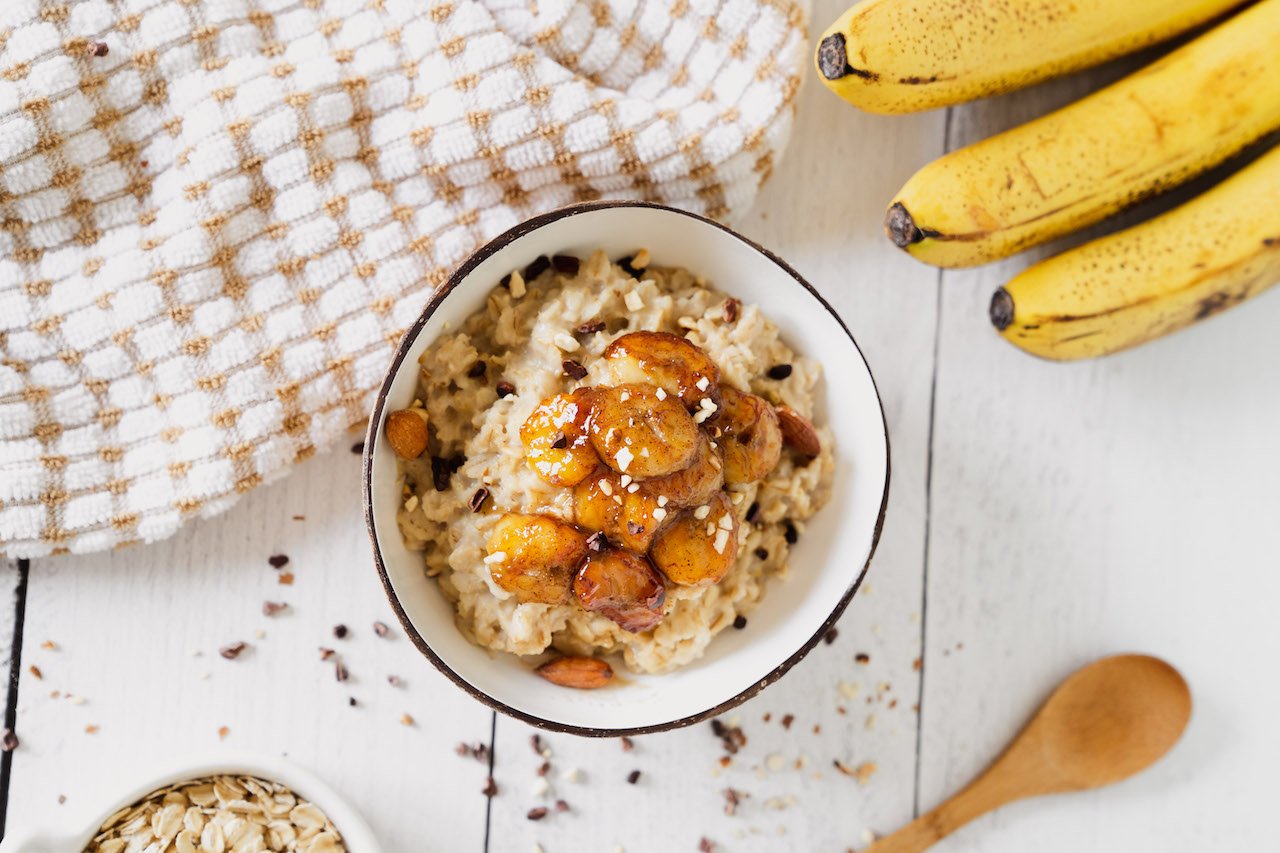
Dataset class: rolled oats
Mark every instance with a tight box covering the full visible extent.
[84,776,345,853]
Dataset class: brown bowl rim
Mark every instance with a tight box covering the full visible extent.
[362,200,891,737]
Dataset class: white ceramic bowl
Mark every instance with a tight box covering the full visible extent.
[0,750,381,852]
[364,202,890,736]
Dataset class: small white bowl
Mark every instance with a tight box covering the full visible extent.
[0,751,381,852]
[364,201,890,736]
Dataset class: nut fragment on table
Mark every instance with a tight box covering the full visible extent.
[535,655,614,689]
[385,406,431,459]
[84,774,345,852]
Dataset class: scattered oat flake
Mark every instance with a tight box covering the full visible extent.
[218,726,229,740]
[765,753,786,772]
[278,572,295,585]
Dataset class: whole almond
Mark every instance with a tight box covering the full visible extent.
[535,656,614,689]
[385,407,430,459]
[776,406,821,458]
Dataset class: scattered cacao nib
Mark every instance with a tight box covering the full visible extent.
[29,665,43,680]
[586,531,608,552]
[781,713,795,730]
[620,736,634,752]
[333,624,349,639]
[467,360,487,378]
[350,441,364,454]
[268,554,289,569]
[575,318,606,335]
[626,769,641,784]
[348,697,358,707]
[550,431,568,449]
[555,799,570,812]
[766,364,793,380]
[431,454,465,491]
[482,776,498,797]
[732,615,747,630]
[537,760,551,776]
[89,41,109,57]
[527,807,549,821]
[699,838,717,853]
[823,627,839,645]
[763,713,772,722]
[387,674,404,687]
[745,502,759,523]
[468,488,490,513]
[710,719,747,754]
[523,255,551,281]
[617,255,643,278]
[1,729,18,752]
[219,642,247,660]
[496,381,516,398]
[373,621,390,637]
[754,548,768,560]
[530,733,545,755]
[319,647,335,661]
[561,359,588,379]
[262,601,287,616]
[855,653,871,664]
[723,788,741,816]
[551,254,580,275]
[334,659,349,682]
[722,298,741,323]
[626,521,644,536]
[783,519,798,544]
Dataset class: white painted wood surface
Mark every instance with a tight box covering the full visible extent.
[5,3,1280,850]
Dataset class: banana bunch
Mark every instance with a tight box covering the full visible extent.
[817,0,1280,360]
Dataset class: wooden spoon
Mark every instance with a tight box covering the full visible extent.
[867,654,1191,853]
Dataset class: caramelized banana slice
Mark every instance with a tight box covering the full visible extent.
[589,383,699,479]
[717,386,782,485]
[485,513,589,604]
[573,549,666,632]
[602,331,721,411]
[520,389,597,487]
[573,466,664,552]
[650,492,739,587]
[642,431,724,508]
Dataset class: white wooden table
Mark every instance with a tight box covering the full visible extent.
[5,7,1280,849]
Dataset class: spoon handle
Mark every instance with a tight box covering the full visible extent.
[865,742,1046,853]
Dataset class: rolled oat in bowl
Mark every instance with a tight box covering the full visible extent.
[390,249,835,676]
[85,774,344,853]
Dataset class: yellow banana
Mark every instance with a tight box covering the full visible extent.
[816,0,1243,114]
[990,145,1280,361]
[885,0,1280,269]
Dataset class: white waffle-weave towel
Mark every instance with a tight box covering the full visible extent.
[0,0,808,558]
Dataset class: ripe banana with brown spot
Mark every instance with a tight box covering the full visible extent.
[884,0,1280,269]
[991,145,1280,361]
[816,0,1243,114]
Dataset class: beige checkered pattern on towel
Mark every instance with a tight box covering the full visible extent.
[0,0,807,558]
